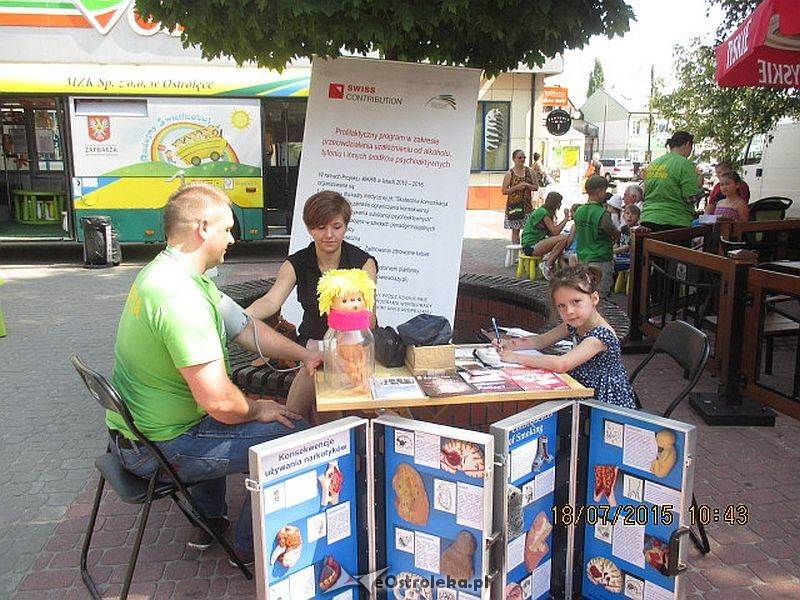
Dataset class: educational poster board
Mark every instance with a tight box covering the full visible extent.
[490,401,575,600]
[372,415,496,600]
[288,57,481,328]
[248,417,371,600]
[575,400,696,600]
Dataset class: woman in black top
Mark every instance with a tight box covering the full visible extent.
[247,191,378,421]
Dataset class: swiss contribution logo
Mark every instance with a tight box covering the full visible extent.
[329,83,345,99]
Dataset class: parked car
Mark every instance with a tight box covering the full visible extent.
[599,158,635,182]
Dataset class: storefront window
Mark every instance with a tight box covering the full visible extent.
[471,101,510,172]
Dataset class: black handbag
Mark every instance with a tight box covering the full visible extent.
[396,314,452,346]
[373,326,407,367]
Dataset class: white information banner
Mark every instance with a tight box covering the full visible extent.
[288,57,480,328]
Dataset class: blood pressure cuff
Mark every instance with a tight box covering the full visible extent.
[218,292,250,340]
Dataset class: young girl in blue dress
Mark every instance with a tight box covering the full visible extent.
[494,264,636,408]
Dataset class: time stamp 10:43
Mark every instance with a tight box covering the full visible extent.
[552,504,749,527]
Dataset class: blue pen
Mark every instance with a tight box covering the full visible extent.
[491,317,502,344]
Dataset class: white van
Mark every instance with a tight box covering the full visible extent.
[740,121,799,219]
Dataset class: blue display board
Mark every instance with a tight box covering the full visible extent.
[580,404,690,600]
[378,419,494,600]
[250,419,368,600]
[503,411,559,600]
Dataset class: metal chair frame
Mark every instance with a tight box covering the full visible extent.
[71,355,252,599]
[628,321,712,554]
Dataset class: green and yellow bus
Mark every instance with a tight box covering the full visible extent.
[1,1,311,242]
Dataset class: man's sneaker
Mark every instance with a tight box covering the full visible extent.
[187,516,230,550]
[540,261,553,281]
[228,546,256,568]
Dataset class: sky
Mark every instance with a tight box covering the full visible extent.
[547,0,726,110]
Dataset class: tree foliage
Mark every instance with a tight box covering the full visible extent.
[652,40,800,163]
[133,0,634,77]
[652,0,800,164]
[587,58,605,98]
[709,0,762,38]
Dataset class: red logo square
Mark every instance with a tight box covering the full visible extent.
[328,83,344,99]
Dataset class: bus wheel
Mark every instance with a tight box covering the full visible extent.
[210,152,221,161]
[191,156,201,166]
[232,213,241,241]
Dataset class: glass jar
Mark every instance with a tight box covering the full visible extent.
[322,326,375,392]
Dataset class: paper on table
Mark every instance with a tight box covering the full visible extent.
[499,327,538,337]
[498,348,544,367]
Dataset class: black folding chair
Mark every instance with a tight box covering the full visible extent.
[71,355,252,599]
[627,321,712,554]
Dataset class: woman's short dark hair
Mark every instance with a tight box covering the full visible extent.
[303,191,352,228]
[533,152,541,161]
[666,131,694,149]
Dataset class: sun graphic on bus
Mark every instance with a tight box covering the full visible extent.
[230,109,252,130]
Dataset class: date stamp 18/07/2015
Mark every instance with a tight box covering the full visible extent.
[551,504,749,527]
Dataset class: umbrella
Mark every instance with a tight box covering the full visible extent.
[714,0,800,87]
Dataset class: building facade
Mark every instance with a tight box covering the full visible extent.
[580,89,669,163]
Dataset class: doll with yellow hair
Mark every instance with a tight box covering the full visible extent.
[318,268,376,391]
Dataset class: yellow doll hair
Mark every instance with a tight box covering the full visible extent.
[317,268,376,315]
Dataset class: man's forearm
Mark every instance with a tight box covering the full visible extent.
[233,318,312,363]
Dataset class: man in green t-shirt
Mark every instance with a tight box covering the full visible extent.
[109,182,322,564]
[574,175,620,297]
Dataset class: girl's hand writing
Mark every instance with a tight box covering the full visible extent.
[492,338,517,352]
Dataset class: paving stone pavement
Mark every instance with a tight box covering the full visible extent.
[1,210,799,599]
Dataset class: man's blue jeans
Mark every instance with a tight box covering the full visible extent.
[110,415,308,552]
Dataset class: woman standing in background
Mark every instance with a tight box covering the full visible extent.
[640,131,703,231]
[502,149,538,245]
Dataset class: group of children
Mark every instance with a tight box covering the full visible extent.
[521,175,641,297]
[504,160,748,409]
[509,174,646,408]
